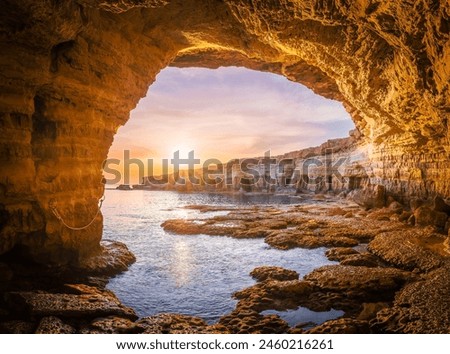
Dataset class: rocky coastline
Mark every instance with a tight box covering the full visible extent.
[1,192,449,334]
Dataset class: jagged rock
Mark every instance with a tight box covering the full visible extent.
[414,206,448,229]
[371,263,450,333]
[35,316,75,334]
[0,320,36,334]
[304,265,411,301]
[339,253,381,268]
[247,219,288,230]
[163,203,403,253]
[234,227,275,238]
[232,263,409,319]
[219,309,289,334]
[399,211,413,222]
[234,280,314,312]
[6,285,137,320]
[325,247,359,261]
[306,318,370,334]
[432,196,450,215]
[137,314,218,334]
[1,0,449,264]
[357,302,390,321]
[75,240,136,276]
[250,266,299,282]
[388,201,404,214]
[444,235,450,253]
[265,230,359,250]
[326,207,348,216]
[410,198,425,212]
[162,219,246,237]
[368,230,443,272]
[350,185,385,210]
[366,207,399,221]
[445,219,450,234]
[82,316,144,334]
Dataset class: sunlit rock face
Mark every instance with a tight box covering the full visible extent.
[0,0,449,263]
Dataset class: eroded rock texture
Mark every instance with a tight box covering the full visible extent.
[0,0,449,263]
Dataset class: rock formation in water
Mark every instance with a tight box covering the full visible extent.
[0,0,449,266]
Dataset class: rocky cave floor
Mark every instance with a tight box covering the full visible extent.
[1,193,450,334]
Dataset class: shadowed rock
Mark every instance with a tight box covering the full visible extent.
[305,318,370,334]
[371,263,450,333]
[81,316,145,334]
[35,316,75,334]
[414,206,448,229]
[0,320,36,334]
[75,240,136,276]
[137,313,226,334]
[349,185,385,210]
[219,309,289,334]
[367,230,443,272]
[6,284,137,320]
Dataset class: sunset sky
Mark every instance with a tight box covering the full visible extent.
[106,67,354,184]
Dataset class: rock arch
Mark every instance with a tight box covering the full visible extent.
[0,0,449,264]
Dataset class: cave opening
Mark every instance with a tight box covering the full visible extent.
[105,66,355,187]
[1,0,449,335]
[100,65,357,321]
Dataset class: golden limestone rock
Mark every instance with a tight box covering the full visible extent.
[0,0,449,263]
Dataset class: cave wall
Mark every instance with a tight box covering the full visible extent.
[0,0,449,264]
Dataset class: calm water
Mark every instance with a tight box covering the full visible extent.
[104,189,336,324]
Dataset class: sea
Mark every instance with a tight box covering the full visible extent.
[103,189,343,326]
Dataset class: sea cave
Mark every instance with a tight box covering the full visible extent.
[0,0,449,334]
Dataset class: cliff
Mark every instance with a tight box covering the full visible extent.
[0,0,449,264]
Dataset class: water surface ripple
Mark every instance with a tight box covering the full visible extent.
[104,190,335,324]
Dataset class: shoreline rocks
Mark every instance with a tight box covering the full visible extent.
[5,285,137,320]
[250,266,299,282]
[367,230,444,272]
[75,240,136,276]
[371,262,450,333]
[2,195,450,334]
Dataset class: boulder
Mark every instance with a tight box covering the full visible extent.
[432,196,450,215]
[371,263,450,333]
[76,240,136,276]
[35,316,76,334]
[409,197,425,212]
[325,247,359,261]
[304,265,411,301]
[219,309,289,334]
[250,266,299,282]
[350,185,385,209]
[339,253,381,267]
[367,231,442,272]
[82,316,144,334]
[414,206,447,229]
[0,320,36,334]
[6,285,137,320]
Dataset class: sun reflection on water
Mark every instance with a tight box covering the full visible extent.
[169,239,195,287]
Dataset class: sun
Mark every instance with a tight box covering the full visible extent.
[162,134,200,160]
